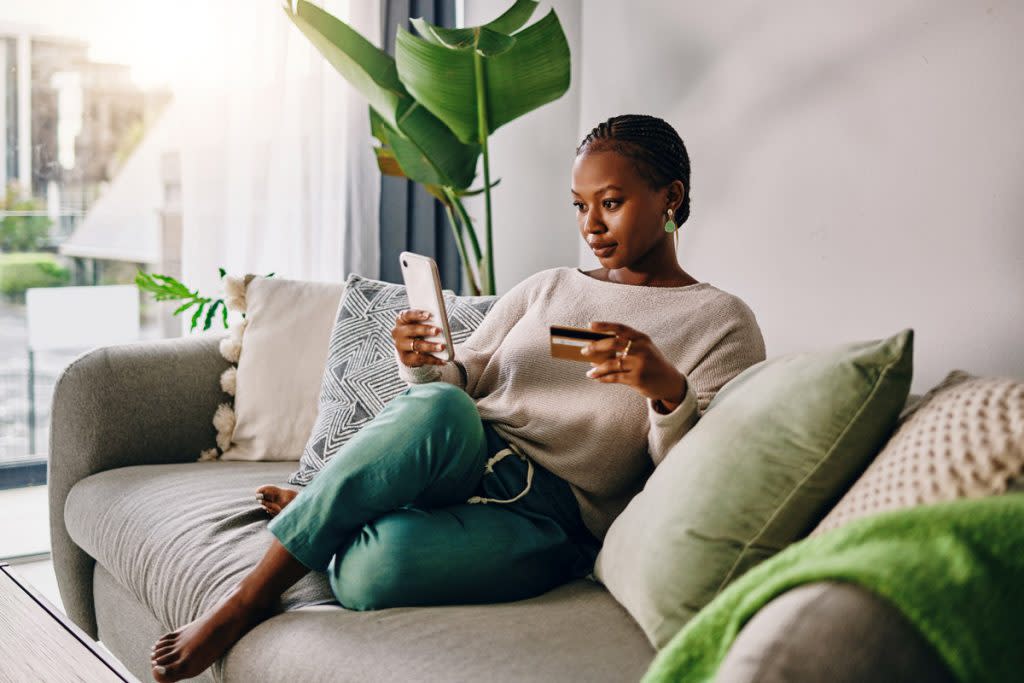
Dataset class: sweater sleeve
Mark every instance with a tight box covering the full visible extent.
[395,272,540,394]
[646,297,767,467]
[394,347,463,386]
[686,298,767,414]
[646,377,700,467]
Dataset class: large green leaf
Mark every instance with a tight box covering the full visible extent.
[409,0,537,51]
[395,9,570,145]
[368,106,480,193]
[284,0,480,188]
[409,21,516,56]
[482,0,540,35]
[284,0,402,129]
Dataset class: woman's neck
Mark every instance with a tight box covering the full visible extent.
[586,266,698,288]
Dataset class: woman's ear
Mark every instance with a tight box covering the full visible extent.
[667,179,684,208]
[667,180,686,211]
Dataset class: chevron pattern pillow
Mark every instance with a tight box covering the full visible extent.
[287,272,499,486]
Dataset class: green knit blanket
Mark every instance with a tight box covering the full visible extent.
[642,494,1024,683]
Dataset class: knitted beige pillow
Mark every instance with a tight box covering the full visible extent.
[198,275,345,462]
[812,370,1024,535]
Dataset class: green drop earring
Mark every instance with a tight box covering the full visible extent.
[663,208,677,233]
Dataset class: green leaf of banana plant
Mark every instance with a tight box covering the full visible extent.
[371,118,456,206]
[283,0,480,189]
[454,178,502,197]
[481,0,540,34]
[405,0,536,51]
[410,0,538,48]
[368,107,472,196]
[394,7,570,146]
[409,21,516,56]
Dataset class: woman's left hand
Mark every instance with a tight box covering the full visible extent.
[582,321,688,411]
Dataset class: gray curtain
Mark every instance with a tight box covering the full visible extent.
[378,0,463,292]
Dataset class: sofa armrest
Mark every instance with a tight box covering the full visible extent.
[715,581,955,683]
[48,333,231,638]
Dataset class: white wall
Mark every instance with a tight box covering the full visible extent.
[465,0,1024,393]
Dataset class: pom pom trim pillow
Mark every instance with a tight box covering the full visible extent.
[594,328,914,650]
[204,275,345,461]
[287,273,499,486]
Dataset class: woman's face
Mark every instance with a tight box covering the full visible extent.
[570,150,676,268]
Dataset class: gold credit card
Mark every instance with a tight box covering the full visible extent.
[550,324,615,362]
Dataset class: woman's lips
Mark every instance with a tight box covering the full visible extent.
[592,244,616,257]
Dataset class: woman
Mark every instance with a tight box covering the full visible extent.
[149,114,766,682]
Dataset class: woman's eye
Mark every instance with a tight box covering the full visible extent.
[603,199,621,209]
[572,201,584,211]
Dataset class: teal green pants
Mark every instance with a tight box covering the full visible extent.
[267,382,601,610]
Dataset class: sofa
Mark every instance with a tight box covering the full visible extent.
[48,328,996,683]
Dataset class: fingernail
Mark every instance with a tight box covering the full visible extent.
[255,493,264,500]
[432,327,440,334]
[586,369,594,377]
[580,348,589,355]
[155,665,167,674]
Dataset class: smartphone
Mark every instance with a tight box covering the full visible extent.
[399,251,454,362]
[550,324,616,362]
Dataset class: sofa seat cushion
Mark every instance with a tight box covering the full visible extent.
[65,461,336,631]
[67,461,655,682]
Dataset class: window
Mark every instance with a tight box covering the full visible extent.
[0,17,171,560]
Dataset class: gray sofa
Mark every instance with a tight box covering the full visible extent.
[49,334,956,683]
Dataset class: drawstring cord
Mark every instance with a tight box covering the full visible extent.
[466,441,535,505]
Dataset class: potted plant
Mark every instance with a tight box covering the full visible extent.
[283,0,571,295]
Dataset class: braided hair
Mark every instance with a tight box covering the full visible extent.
[575,114,691,226]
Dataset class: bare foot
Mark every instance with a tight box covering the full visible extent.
[149,584,276,682]
[255,485,299,517]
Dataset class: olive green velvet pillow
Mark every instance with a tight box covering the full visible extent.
[593,328,914,650]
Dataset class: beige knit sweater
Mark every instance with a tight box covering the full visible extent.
[395,266,766,541]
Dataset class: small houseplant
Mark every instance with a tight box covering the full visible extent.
[135,268,275,332]
[283,0,571,295]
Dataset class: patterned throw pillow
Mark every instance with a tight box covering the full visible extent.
[287,273,499,486]
[812,370,1024,535]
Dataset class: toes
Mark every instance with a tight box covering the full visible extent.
[152,657,182,682]
[154,632,177,647]
[152,643,175,658]
[152,650,177,665]
[151,660,172,682]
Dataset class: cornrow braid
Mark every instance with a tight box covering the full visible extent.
[575,114,691,225]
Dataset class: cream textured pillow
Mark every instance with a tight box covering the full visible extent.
[201,275,345,462]
[812,370,1024,535]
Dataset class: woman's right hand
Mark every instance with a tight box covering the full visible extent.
[392,309,447,367]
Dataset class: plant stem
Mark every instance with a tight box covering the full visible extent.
[472,40,495,295]
[442,191,481,295]
[451,192,483,264]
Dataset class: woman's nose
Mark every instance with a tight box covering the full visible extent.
[582,210,605,232]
